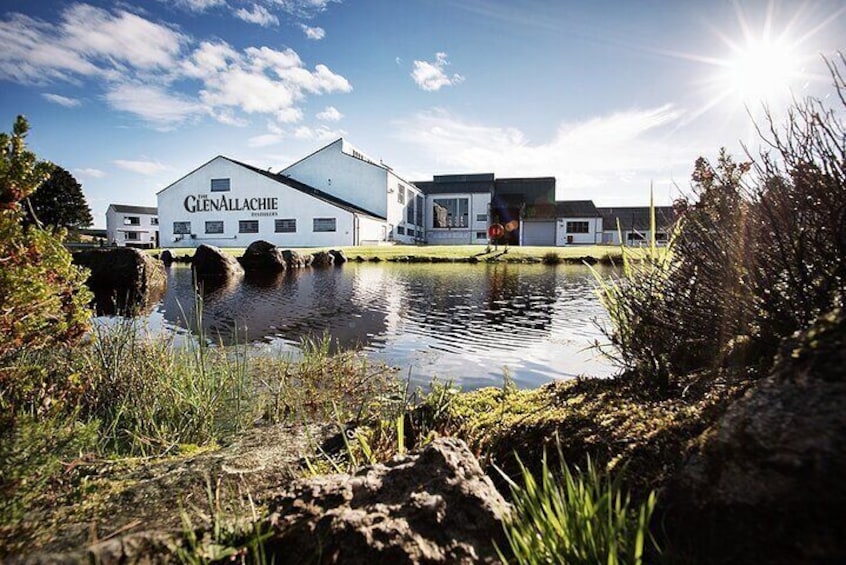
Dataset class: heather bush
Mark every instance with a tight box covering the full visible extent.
[0,117,93,417]
[599,55,846,387]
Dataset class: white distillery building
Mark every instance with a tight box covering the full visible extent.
[105,204,159,248]
[282,139,425,243]
[157,155,388,249]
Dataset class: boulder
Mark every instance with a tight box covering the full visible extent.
[160,249,174,265]
[328,249,348,264]
[666,307,846,564]
[264,437,510,564]
[73,248,166,315]
[239,240,287,272]
[191,244,243,278]
[281,249,308,269]
[310,250,334,267]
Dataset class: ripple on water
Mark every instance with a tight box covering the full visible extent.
[110,262,615,389]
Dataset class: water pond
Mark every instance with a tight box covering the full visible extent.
[120,262,616,389]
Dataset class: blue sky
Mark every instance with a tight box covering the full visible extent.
[1,0,844,227]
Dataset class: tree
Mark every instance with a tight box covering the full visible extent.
[23,166,93,230]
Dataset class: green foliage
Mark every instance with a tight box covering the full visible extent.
[0,116,53,208]
[498,449,657,565]
[23,165,93,230]
[0,413,98,546]
[80,319,255,456]
[0,117,93,396]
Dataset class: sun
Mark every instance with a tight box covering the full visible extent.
[719,36,801,103]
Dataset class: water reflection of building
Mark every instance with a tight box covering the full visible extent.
[158,265,390,349]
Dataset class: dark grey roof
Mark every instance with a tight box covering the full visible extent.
[109,204,157,215]
[597,206,677,231]
[555,200,601,218]
[434,173,494,183]
[227,157,386,220]
[413,174,495,195]
[494,177,556,202]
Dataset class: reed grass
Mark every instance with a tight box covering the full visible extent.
[497,447,658,565]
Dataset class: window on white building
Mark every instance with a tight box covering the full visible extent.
[566,221,590,234]
[407,197,415,224]
[173,221,191,234]
[396,226,405,235]
[415,195,424,226]
[124,216,140,225]
[407,228,415,238]
[275,219,296,233]
[476,214,487,223]
[151,217,158,225]
[239,220,259,233]
[205,221,224,234]
[398,185,405,204]
[125,231,139,240]
[476,231,487,239]
[313,218,336,232]
[211,178,230,192]
[432,198,469,228]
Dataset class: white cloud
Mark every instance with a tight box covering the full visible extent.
[113,159,171,176]
[248,133,285,147]
[106,83,206,127]
[42,93,81,107]
[294,124,345,141]
[74,168,106,178]
[316,105,342,121]
[0,5,184,85]
[396,106,689,200]
[411,52,464,92]
[300,24,325,40]
[276,107,304,123]
[172,0,226,12]
[195,45,351,120]
[60,4,185,70]
[267,0,341,17]
[235,4,279,27]
[0,4,352,129]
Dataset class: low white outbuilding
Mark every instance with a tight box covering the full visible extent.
[105,204,159,248]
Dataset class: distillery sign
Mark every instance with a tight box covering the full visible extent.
[183,194,279,216]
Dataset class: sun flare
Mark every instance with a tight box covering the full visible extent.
[721,37,800,103]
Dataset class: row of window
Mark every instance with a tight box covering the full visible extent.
[395,226,418,238]
[123,216,158,226]
[173,218,337,235]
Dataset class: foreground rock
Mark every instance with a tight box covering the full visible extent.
[281,249,310,268]
[191,244,243,278]
[310,250,334,267]
[264,437,509,564]
[239,240,287,272]
[667,307,846,564]
[73,248,166,315]
[329,249,347,264]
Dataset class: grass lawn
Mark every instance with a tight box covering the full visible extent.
[151,244,643,262]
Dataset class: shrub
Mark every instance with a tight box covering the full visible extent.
[0,117,93,416]
[598,56,846,386]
